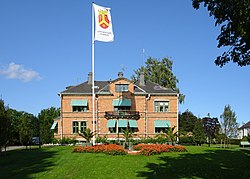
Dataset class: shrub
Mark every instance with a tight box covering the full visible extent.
[179,136,194,145]
[134,144,187,156]
[241,136,248,141]
[229,139,240,145]
[72,144,126,155]
[96,136,108,144]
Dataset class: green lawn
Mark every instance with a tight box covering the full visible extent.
[0,146,250,179]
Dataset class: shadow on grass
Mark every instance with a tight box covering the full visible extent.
[137,149,250,179]
[0,147,58,179]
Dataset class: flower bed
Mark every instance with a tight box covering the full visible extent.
[72,144,127,155]
[134,144,187,156]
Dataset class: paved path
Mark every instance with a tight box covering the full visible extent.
[2,146,26,152]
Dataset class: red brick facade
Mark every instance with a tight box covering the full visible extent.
[54,73,178,141]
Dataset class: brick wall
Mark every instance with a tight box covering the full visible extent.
[59,79,178,140]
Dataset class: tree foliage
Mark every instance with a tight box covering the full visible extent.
[220,105,238,147]
[122,128,133,143]
[79,128,95,143]
[0,100,11,152]
[19,113,37,148]
[7,109,24,145]
[202,117,220,146]
[165,126,178,146]
[192,0,250,67]
[179,110,199,133]
[38,107,60,144]
[193,119,206,145]
[132,57,185,103]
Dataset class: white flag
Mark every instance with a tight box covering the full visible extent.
[93,3,114,42]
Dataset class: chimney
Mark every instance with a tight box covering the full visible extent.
[118,72,123,78]
[139,72,145,86]
[88,72,92,84]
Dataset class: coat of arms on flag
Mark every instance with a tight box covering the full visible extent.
[98,9,110,29]
[93,3,114,42]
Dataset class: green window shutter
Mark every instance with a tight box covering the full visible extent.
[112,99,131,106]
[154,120,171,128]
[128,120,138,128]
[117,119,127,127]
[50,121,58,129]
[71,99,88,106]
[107,120,116,128]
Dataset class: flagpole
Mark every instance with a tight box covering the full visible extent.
[92,2,96,145]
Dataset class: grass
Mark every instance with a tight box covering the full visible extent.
[0,145,250,179]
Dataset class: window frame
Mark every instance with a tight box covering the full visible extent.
[154,101,169,112]
[155,127,169,133]
[108,120,138,133]
[115,84,129,92]
[72,106,88,112]
[72,121,87,134]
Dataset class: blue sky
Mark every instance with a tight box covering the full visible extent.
[0,0,249,125]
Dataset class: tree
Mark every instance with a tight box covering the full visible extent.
[79,128,95,143]
[179,110,199,133]
[19,113,36,149]
[122,128,133,143]
[0,100,11,153]
[193,119,206,146]
[165,126,178,146]
[192,0,250,67]
[7,109,23,145]
[220,104,238,148]
[38,107,60,144]
[202,117,220,147]
[132,57,185,103]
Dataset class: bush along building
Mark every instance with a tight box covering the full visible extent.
[52,72,179,142]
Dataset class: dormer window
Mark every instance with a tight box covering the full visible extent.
[115,84,128,92]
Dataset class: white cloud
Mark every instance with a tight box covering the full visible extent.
[0,62,41,82]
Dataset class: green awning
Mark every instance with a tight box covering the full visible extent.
[112,99,131,106]
[154,120,170,128]
[50,122,58,130]
[71,99,88,106]
[118,119,127,127]
[107,120,116,128]
[128,120,138,128]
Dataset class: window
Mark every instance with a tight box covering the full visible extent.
[72,121,79,133]
[115,84,128,92]
[154,120,170,133]
[154,101,169,112]
[72,121,87,134]
[114,106,130,112]
[108,119,138,133]
[155,127,168,133]
[72,106,87,112]
[71,99,88,112]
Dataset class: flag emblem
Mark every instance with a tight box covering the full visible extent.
[93,3,114,42]
[98,10,110,29]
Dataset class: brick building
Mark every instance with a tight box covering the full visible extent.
[53,72,179,142]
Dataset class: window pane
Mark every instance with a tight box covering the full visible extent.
[80,121,86,132]
[72,106,87,112]
[73,122,79,133]
[155,101,169,112]
[154,102,159,112]
[116,84,128,92]
[155,127,167,133]
[109,127,116,133]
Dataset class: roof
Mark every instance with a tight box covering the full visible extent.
[60,77,177,95]
[134,80,177,95]
[61,81,110,94]
[239,121,250,129]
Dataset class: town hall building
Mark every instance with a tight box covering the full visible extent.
[53,72,179,142]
